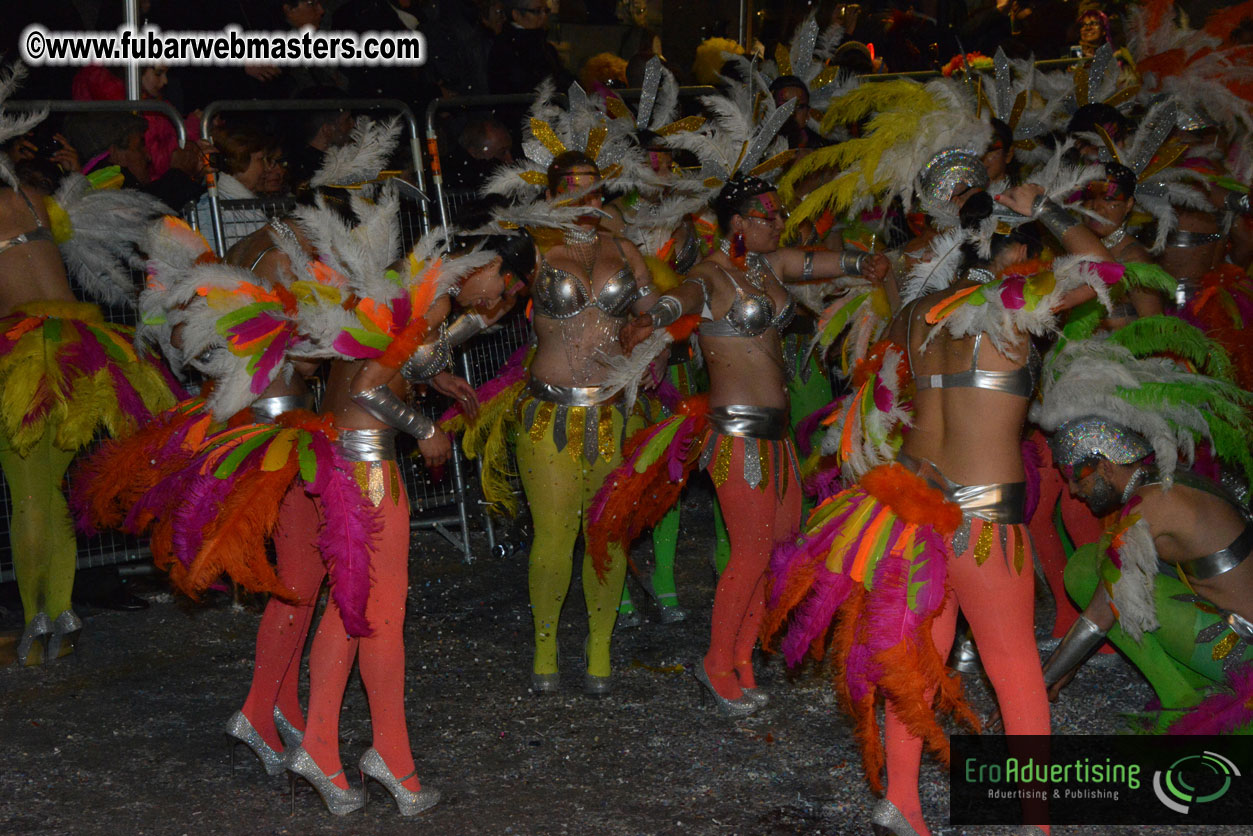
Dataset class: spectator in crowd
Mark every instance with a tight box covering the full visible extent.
[444,116,515,191]
[194,124,284,254]
[283,94,355,189]
[71,64,202,182]
[1069,8,1112,58]
[62,111,210,210]
[488,0,574,95]
[421,0,506,98]
[769,76,827,151]
[339,0,439,106]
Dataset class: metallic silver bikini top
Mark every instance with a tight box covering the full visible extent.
[0,189,54,256]
[1143,472,1253,581]
[908,302,1038,399]
[532,238,640,320]
[698,261,795,339]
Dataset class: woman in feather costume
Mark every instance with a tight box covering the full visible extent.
[762,150,1127,834]
[0,66,175,666]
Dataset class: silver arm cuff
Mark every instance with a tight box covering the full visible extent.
[445,312,487,348]
[351,384,437,440]
[1032,196,1080,241]
[1041,615,1108,687]
[802,251,815,282]
[399,325,451,383]
[648,294,683,329]
[839,250,866,277]
[1224,191,1251,214]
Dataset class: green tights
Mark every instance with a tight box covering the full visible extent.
[1065,542,1253,709]
[0,432,78,625]
[517,413,631,678]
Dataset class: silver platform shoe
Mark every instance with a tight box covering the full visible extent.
[359,747,440,816]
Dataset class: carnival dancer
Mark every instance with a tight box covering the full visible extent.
[477,78,666,695]
[1032,337,1253,719]
[764,136,1123,832]
[0,66,176,666]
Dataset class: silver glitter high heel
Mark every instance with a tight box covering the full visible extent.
[15,612,53,667]
[273,707,304,748]
[45,610,83,661]
[644,579,688,624]
[358,747,440,816]
[693,661,758,716]
[870,798,921,836]
[582,637,612,697]
[224,711,285,777]
[740,687,769,708]
[286,745,365,816]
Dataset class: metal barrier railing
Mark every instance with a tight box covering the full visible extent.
[197,98,432,257]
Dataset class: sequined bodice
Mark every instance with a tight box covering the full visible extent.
[532,260,638,320]
[699,260,795,338]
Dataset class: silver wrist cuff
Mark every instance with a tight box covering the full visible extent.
[1041,615,1108,687]
[1224,191,1251,214]
[351,384,437,440]
[839,250,866,277]
[802,250,815,281]
[445,312,487,348]
[1034,198,1079,240]
[648,295,683,329]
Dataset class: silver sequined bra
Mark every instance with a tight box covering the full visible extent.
[698,263,795,339]
[906,297,1038,399]
[532,260,639,320]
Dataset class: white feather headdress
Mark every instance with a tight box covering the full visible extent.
[309,117,402,189]
[0,64,46,190]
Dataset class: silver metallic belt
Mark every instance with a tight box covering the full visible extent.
[1179,523,1253,580]
[335,428,397,462]
[897,452,1026,524]
[526,377,621,407]
[706,404,788,440]
[250,393,314,424]
[1165,229,1223,248]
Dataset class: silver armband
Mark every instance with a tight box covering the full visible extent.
[1041,615,1108,687]
[648,295,683,329]
[839,250,867,277]
[1224,191,1251,215]
[802,250,815,282]
[445,312,488,349]
[351,384,437,440]
[400,325,451,383]
[1032,196,1080,240]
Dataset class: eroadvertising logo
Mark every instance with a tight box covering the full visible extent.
[1152,751,1240,815]
[950,735,1253,826]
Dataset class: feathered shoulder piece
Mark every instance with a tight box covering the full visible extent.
[809,275,892,377]
[0,64,47,189]
[139,216,220,373]
[309,117,401,189]
[1098,501,1160,641]
[290,215,491,369]
[178,261,305,420]
[483,79,660,206]
[817,339,914,485]
[1031,336,1253,485]
[45,173,170,308]
[921,255,1120,356]
[779,78,991,236]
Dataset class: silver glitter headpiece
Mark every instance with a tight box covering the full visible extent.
[917,149,989,219]
[1050,416,1153,473]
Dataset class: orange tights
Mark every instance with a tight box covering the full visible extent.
[241,487,324,752]
[884,520,1051,836]
[302,464,422,791]
[704,437,802,699]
